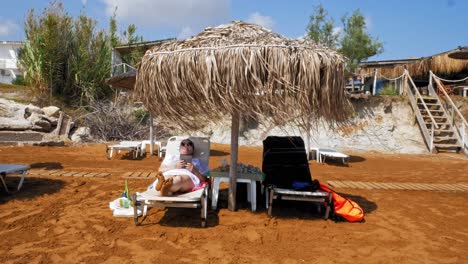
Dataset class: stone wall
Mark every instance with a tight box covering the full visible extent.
[193,97,428,154]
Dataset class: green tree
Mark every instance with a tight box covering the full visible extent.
[19,2,73,105]
[120,24,145,66]
[18,1,141,106]
[306,4,339,49]
[340,10,383,72]
[305,6,383,73]
[109,11,119,49]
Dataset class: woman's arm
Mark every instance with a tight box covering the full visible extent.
[159,159,185,173]
[186,163,207,182]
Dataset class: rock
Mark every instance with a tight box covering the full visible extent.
[0,99,35,130]
[42,115,58,126]
[32,119,52,132]
[26,112,42,122]
[42,106,60,117]
[71,127,93,143]
[26,112,54,132]
[24,104,44,119]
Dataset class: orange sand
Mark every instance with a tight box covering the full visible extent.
[0,143,467,263]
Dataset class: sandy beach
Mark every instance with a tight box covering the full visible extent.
[0,143,467,264]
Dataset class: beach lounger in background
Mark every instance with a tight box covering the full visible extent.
[0,164,30,193]
[311,147,349,165]
[132,136,210,227]
[152,136,179,158]
[263,137,332,219]
[106,141,143,159]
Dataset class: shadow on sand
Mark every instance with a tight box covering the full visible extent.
[209,149,230,156]
[314,155,366,167]
[213,185,377,222]
[30,162,63,170]
[138,208,220,228]
[266,191,377,222]
[0,176,65,205]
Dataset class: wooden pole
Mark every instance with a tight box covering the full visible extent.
[149,113,154,155]
[228,111,240,211]
[372,69,378,95]
[305,118,311,160]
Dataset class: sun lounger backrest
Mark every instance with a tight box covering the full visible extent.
[165,136,210,165]
[262,136,312,188]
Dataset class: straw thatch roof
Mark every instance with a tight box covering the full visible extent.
[359,47,468,78]
[448,46,468,60]
[135,21,348,130]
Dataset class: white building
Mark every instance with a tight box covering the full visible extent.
[0,41,23,84]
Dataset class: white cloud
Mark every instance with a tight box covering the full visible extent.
[364,16,372,30]
[178,26,194,40]
[81,0,88,6]
[0,20,19,37]
[246,12,274,29]
[296,33,307,41]
[101,0,230,30]
[332,26,342,36]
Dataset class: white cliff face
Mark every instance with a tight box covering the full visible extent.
[191,97,427,154]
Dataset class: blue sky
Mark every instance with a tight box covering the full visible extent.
[0,0,466,61]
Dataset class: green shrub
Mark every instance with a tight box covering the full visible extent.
[379,85,398,96]
[11,76,26,86]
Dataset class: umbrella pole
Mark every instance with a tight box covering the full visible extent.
[149,113,154,155]
[228,111,240,211]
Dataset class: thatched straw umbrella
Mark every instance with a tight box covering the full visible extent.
[135,21,349,210]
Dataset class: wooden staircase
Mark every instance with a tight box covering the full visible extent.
[416,97,462,153]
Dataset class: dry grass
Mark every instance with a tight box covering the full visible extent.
[134,21,350,131]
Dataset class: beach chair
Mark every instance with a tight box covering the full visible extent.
[106,141,143,159]
[0,164,30,193]
[132,136,210,227]
[311,147,349,165]
[263,136,332,219]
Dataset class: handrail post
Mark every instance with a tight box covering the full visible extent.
[451,106,454,126]
[373,69,377,95]
[430,123,434,152]
[462,122,466,148]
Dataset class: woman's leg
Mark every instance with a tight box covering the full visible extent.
[170,175,195,192]
[160,174,195,195]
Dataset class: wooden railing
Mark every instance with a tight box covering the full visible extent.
[111,63,136,76]
[405,70,439,152]
[429,71,468,155]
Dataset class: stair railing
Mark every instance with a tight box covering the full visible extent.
[112,63,136,76]
[405,70,439,152]
[430,71,468,154]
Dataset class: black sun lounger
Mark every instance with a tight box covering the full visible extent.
[262,136,332,219]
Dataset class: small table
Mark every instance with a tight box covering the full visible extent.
[0,164,30,193]
[210,171,263,212]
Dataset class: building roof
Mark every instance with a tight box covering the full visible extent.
[358,46,468,78]
[114,38,175,55]
[0,41,24,45]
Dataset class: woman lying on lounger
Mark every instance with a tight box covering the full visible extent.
[155,138,209,196]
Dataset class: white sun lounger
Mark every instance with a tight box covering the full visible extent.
[132,136,210,227]
[311,147,349,165]
[106,141,143,159]
[0,164,30,193]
